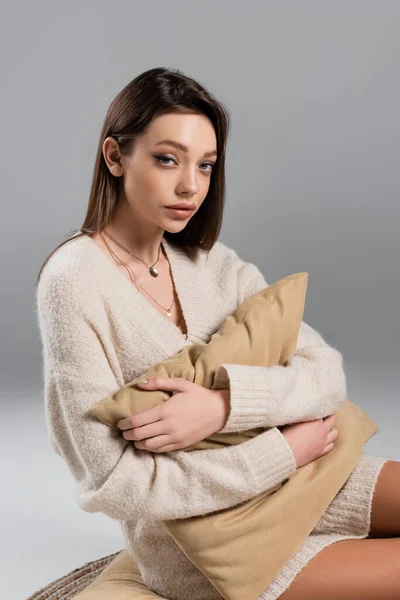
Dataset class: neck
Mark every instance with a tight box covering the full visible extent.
[106,199,165,265]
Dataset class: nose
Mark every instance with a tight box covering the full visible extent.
[177,169,199,196]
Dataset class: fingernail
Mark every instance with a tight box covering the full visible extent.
[135,377,148,384]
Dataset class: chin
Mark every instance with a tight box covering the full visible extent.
[163,223,189,234]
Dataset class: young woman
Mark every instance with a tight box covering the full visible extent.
[36,67,399,599]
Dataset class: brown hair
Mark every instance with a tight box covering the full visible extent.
[36,66,231,284]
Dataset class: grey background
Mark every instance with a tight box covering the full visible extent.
[1,1,399,598]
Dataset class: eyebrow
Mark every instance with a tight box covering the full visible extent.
[154,139,217,158]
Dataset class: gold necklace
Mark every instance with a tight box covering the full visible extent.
[99,231,175,318]
[103,230,161,277]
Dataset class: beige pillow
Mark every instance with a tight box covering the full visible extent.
[90,271,307,449]
[89,272,379,600]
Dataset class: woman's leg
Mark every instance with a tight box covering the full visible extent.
[278,537,400,599]
[368,460,400,538]
[278,459,400,599]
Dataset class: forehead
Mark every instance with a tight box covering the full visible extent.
[144,112,217,151]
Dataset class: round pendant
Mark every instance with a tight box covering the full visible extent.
[149,266,158,277]
[166,309,172,317]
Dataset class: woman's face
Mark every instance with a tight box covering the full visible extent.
[103,112,218,234]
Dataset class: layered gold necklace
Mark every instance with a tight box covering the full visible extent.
[100,230,175,318]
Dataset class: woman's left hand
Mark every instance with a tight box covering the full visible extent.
[116,377,230,453]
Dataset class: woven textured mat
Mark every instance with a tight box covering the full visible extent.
[26,551,121,600]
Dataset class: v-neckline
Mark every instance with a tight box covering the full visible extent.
[83,233,190,343]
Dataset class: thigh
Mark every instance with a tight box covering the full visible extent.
[279,537,400,600]
[369,459,400,538]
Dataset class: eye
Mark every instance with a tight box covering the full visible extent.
[154,155,177,166]
[154,155,215,173]
[201,162,215,173]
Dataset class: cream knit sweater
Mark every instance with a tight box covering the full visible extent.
[36,233,352,600]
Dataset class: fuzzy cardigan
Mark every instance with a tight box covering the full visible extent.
[36,233,349,600]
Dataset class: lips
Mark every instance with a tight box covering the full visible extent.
[165,206,195,219]
[167,204,196,210]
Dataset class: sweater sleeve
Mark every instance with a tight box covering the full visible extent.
[36,271,297,524]
[212,248,348,433]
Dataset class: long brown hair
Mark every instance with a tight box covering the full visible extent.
[36,67,231,284]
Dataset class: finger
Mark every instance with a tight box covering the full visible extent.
[117,405,164,429]
[137,440,181,453]
[118,406,165,430]
[121,421,166,441]
[154,444,180,453]
[134,434,172,451]
[321,442,335,454]
[136,376,192,393]
[326,428,338,443]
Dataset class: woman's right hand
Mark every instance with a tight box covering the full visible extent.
[280,414,339,469]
